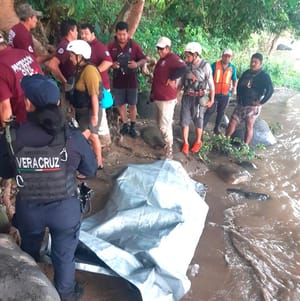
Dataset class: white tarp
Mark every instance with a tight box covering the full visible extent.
[79,159,209,301]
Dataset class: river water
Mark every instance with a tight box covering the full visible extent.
[184,89,300,301]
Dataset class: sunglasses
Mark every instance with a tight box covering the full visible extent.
[156,46,165,51]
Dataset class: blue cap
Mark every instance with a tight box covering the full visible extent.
[21,74,60,107]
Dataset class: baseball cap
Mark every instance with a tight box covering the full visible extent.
[17,3,42,20]
[156,37,171,48]
[223,48,233,56]
[21,74,60,107]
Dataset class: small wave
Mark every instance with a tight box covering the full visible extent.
[222,201,300,301]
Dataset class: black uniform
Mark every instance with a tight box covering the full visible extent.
[0,114,97,299]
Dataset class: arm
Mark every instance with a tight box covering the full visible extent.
[128,58,147,70]
[170,66,189,80]
[0,99,12,128]
[45,56,67,85]
[98,60,113,73]
[67,130,97,176]
[90,94,99,127]
[260,74,274,105]
[206,64,215,108]
[231,65,238,94]
[232,79,237,94]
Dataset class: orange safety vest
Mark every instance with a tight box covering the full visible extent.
[213,60,233,95]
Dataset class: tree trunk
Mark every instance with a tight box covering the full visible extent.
[0,0,48,56]
[0,0,18,33]
[111,0,145,38]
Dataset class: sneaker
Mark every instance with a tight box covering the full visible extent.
[181,143,189,155]
[120,123,129,136]
[129,125,139,138]
[59,283,84,301]
[191,141,202,153]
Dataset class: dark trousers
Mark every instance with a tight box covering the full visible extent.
[203,94,230,133]
[14,197,81,296]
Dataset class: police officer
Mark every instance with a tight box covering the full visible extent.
[0,74,97,301]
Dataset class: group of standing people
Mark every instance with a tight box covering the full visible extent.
[150,38,273,158]
[0,2,274,301]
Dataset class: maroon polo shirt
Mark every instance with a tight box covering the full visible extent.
[90,38,112,89]
[55,37,75,79]
[151,52,186,101]
[107,38,146,89]
[8,23,35,56]
[0,47,42,123]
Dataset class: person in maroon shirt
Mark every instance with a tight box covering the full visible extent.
[151,37,188,158]
[47,19,78,87]
[80,23,112,90]
[0,31,42,126]
[107,21,147,138]
[8,3,50,64]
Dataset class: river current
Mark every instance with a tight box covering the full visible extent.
[188,89,300,301]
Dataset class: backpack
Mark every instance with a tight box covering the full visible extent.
[69,64,114,109]
[101,87,114,109]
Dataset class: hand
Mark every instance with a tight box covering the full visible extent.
[206,100,214,108]
[91,115,98,127]
[166,79,177,89]
[251,100,261,106]
[198,89,205,97]
[112,61,120,69]
[128,60,138,69]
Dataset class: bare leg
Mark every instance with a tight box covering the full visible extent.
[245,118,255,145]
[226,119,238,138]
[82,129,103,167]
[195,127,203,143]
[118,104,128,123]
[182,126,189,144]
[128,105,137,123]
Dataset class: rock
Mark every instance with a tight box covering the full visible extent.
[0,234,60,301]
[236,160,257,170]
[232,118,277,147]
[137,91,156,119]
[140,125,164,148]
[226,188,270,201]
[276,44,292,51]
[215,163,252,185]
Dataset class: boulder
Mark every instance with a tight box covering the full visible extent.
[137,91,156,119]
[215,163,252,185]
[276,44,292,51]
[232,118,277,147]
[0,234,60,301]
[140,125,164,148]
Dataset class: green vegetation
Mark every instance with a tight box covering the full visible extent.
[198,133,264,163]
[19,0,300,90]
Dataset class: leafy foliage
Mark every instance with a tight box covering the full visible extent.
[18,0,300,90]
[198,133,258,163]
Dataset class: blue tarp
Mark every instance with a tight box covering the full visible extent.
[78,159,209,301]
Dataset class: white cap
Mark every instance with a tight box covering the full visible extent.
[223,48,233,56]
[66,39,91,59]
[156,37,171,48]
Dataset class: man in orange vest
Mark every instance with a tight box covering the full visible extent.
[203,48,237,134]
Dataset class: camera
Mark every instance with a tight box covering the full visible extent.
[78,182,94,216]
